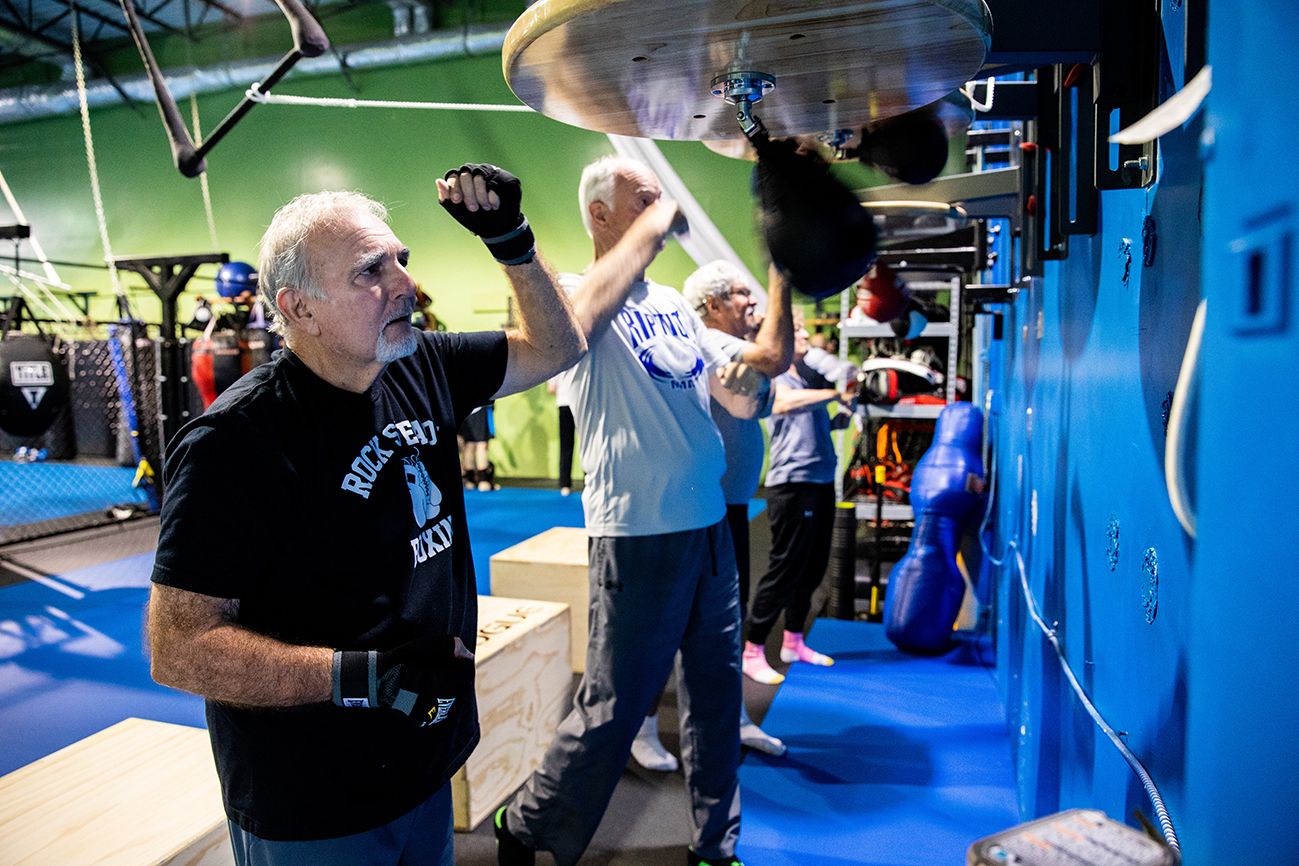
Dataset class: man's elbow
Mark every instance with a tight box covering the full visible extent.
[149,644,183,690]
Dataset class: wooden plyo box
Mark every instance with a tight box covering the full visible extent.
[490,526,589,673]
[0,717,232,865]
[451,594,571,831]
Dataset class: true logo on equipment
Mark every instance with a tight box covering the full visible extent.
[11,361,52,410]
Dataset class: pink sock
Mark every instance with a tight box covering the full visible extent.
[781,631,835,666]
[742,640,785,685]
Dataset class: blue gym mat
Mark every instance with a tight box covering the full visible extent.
[738,619,1018,865]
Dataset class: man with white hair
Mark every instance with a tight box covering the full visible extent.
[147,165,584,865]
[494,155,767,866]
[682,259,794,756]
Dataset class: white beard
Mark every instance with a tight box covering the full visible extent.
[376,325,418,364]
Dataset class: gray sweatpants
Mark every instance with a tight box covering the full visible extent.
[505,520,742,866]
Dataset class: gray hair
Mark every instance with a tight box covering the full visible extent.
[683,259,747,314]
[578,155,638,238]
[257,191,388,335]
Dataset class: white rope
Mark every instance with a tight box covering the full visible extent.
[0,262,75,292]
[0,263,84,329]
[3,271,62,321]
[0,169,83,325]
[191,93,220,250]
[0,167,64,288]
[963,76,996,113]
[1164,299,1205,537]
[70,6,123,299]
[245,86,535,113]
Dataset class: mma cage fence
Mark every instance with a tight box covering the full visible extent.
[0,322,214,546]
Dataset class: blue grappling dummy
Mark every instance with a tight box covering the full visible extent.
[884,402,985,654]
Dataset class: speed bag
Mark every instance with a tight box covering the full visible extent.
[0,334,71,437]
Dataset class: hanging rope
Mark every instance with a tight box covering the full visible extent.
[182,0,220,251]
[70,5,124,300]
[245,87,535,113]
[190,95,221,250]
[0,168,64,289]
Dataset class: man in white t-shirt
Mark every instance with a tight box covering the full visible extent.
[682,259,795,757]
[495,156,767,866]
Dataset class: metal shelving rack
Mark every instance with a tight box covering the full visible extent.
[838,275,961,520]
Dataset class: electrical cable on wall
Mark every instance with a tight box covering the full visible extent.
[978,378,1181,853]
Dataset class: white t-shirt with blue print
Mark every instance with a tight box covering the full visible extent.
[556,274,731,537]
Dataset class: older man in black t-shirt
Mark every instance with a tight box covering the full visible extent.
[147,166,584,865]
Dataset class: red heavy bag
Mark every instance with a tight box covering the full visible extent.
[191,327,242,409]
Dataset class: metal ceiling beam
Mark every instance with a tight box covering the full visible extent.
[37,3,133,38]
[85,0,192,40]
[192,0,244,21]
[0,3,143,112]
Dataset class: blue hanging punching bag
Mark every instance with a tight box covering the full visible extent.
[884,402,985,654]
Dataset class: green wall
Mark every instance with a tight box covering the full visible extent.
[2,51,784,478]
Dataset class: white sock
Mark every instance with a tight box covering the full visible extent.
[631,714,679,772]
[739,704,787,756]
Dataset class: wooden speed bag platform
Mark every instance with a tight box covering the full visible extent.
[0,718,231,865]
[503,0,992,144]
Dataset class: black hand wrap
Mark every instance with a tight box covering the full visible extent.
[332,635,475,728]
[439,163,536,265]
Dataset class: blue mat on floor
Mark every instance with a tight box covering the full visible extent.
[0,462,147,527]
[0,552,205,776]
[738,619,1018,866]
[465,488,585,595]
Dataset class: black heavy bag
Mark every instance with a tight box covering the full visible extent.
[755,138,877,300]
[858,106,950,186]
[0,333,71,438]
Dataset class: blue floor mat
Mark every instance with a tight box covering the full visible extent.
[738,619,1018,866]
[464,487,586,595]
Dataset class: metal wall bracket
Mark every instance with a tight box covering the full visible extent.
[1093,0,1161,190]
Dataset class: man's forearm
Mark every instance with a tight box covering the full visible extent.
[746,265,795,376]
[572,203,676,340]
[772,387,841,415]
[148,587,331,707]
[496,254,586,397]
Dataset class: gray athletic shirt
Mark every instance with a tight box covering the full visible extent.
[701,328,775,505]
[765,366,837,487]
[556,274,731,536]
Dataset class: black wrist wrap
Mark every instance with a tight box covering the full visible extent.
[333,649,376,708]
[482,217,536,266]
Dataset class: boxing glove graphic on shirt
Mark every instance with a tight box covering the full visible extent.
[403,454,441,526]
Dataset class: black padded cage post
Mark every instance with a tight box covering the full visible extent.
[118,0,330,177]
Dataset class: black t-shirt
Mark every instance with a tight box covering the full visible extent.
[151,330,508,840]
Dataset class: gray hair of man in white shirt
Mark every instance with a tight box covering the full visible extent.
[682,259,749,315]
[577,154,645,238]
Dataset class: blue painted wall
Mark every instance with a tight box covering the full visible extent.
[982,2,1299,862]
